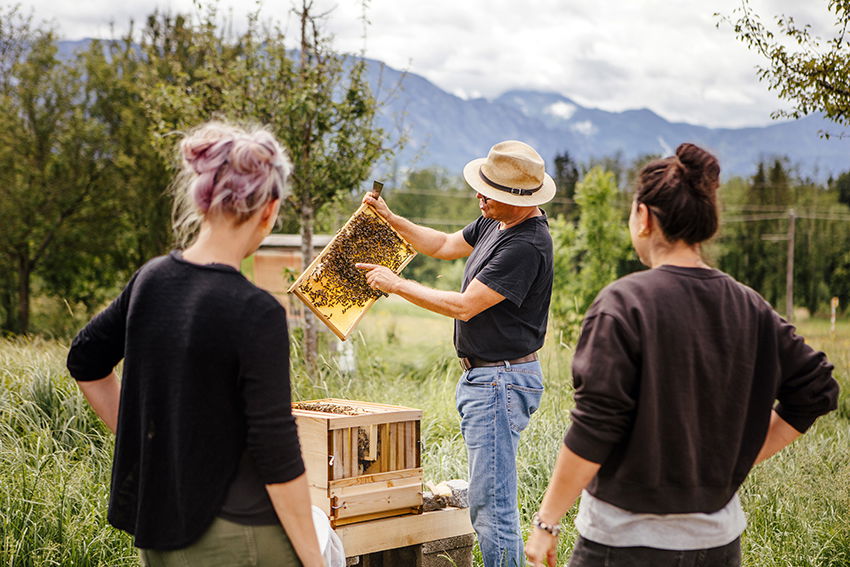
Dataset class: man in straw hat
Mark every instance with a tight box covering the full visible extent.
[358,140,556,567]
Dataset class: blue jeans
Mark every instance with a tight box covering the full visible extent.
[456,360,545,567]
[568,536,742,567]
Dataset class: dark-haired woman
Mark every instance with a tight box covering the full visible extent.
[525,143,838,567]
[67,122,324,566]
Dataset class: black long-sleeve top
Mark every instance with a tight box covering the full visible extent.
[67,252,304,549]
[564,266,839,514]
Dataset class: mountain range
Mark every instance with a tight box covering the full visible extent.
[56,40,850,180]
[362,57,850,180]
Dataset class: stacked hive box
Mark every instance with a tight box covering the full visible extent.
[292,398,423,526]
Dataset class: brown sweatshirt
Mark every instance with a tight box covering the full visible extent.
[564,265,839,514]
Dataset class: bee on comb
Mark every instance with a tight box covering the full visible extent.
[299,210,414,315]
[289,184,417,340]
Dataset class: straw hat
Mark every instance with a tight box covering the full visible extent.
[462,140,557,207]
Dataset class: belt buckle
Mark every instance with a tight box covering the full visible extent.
[459,357,472,371]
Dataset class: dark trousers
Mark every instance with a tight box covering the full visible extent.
[567,536,741,567]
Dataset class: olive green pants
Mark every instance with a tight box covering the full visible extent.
[140,517,302,567]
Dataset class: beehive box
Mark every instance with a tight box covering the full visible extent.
[287,204,416,340]
[292,398,423,526]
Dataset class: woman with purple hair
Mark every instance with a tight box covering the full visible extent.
[67,122,324,566]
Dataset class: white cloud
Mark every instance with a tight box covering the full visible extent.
[11,0,831,128]
[509,95,530,116]
[571,120,597,137]
[452,87,483,100]
[545,101,578,120]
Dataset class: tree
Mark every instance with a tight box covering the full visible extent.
[584,151,626,188]
[138,1,388,367]
[551,150,579,219]
[719,0,850,313]
[80,35,174,271]
[831,248,850,310]
[386,168,479,230]
[624,153,662,193]
[0,9,113,334]
[717,160,850,315]
[717,160,791,308]
[767,158,793,205]
[275,2,385,367]
[834,170,850,206]
[550,167,630,344]
[25,35,177,318]
[722,0,850,131]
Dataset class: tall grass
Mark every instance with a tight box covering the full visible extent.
[735,322,850,567]
[1,305,848,565]
[0,338,137,566]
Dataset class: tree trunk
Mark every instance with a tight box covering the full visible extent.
[298,1,319,373]
[0,281,16,334]
[16,254,31,335]
[300,197,318,371]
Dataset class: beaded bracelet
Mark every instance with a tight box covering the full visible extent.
[531,512,561,537]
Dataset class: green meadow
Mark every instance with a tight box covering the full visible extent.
[2,299,848,566]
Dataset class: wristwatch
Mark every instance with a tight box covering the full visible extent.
[532,512,561,537]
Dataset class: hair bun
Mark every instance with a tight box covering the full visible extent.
[180,123,239,175]
[228,131,281,175]
[675,142,720,192]
[634,142,720,245]
[174,121,291,229]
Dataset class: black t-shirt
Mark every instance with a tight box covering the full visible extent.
[67,252,304,549]
[454,214,553,360]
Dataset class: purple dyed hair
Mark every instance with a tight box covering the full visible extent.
[172,121,292,246]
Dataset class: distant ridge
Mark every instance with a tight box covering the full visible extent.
[361,58,850,180]
[57,40,850,180]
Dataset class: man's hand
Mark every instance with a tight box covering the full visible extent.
[361,192,473,260]
[356,263,402,294]
[525,529,558,567]
[362,193,394,222]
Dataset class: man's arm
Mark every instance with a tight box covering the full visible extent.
[76,372,120,434]
[356,265,503,321]
[363,194,473,260]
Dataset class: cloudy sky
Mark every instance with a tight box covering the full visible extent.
[12,0,838,128]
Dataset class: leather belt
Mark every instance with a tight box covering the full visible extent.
[459,352,538,371]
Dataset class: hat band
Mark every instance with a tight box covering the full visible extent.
[479,168,542,196]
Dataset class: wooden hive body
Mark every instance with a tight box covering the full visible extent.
[292,398,423,526]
